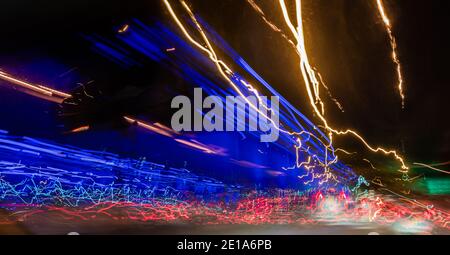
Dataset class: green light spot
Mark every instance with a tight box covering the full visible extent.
[414,178,450,195]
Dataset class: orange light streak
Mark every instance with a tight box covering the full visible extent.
[0,70,72,103]
[118,24,129,33]
[123,116,174,138]
[69,125,90,133]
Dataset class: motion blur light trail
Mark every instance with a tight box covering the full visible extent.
[0,63,352,186]
[0,130,239,206]
[244,0,410,174]
[164,0,408,185]
[412,162,450,175]
[0,70,228,162]
[279,0,409,173]
[2,191,449,234]
[0,0,448,235]
[376,0,406,108]
[163,0,351,185]
[124,116,226,155]
[0,129,447,233]
[0,0,437,192]
[0,79,446,232]
[245,0,345,113]
[123,116,175,138]
[0,0,370,188]
[0,70,71,103]
[78,6,356,185]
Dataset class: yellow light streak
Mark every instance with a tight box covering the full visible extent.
[277,0,409,173]
[244,0,409,174]
[246,0,345,113]
[371,177,384,187]
[363,158,378,170]
[335,148,357,155]
[376,0,406,108]
[413,162,450,175]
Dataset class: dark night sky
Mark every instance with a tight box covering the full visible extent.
[0,0,449,169]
